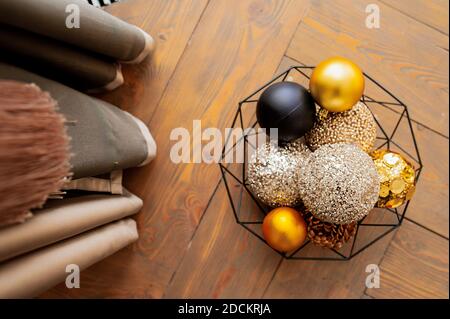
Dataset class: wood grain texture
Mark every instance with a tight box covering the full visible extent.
[165,181,282,298]
[402,122,449,237]
[167,57,402,299]
[366,220,449,299]
[40,0,448,299]
[260,124,399,299]
[286,0,449,136]
[94,0,209,123]
[164,58,303,298]
[41,0,209,298]
[379,0,449,35]
[365,99,449,237]
[43,0,310,298]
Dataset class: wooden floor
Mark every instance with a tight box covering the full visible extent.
[42,0,449,299]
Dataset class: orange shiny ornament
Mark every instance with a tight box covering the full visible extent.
[262,207,307,252]
[309,57,365,112]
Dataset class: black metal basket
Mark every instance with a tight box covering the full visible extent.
[218,66,423,261]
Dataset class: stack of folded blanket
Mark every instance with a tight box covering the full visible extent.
[0,0,156,298]
[0,0,154,92]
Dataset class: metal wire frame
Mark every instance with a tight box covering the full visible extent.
[218,66,423,261]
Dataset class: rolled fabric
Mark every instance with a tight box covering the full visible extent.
[0,0,154,63]
[0,190,142,263]
[0,218,138,298]
[0,24,123,92]
[0,63,157,179]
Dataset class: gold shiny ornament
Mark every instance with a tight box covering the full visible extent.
[305,102,376,153]
[309,57,365,112]
[262,207,307,252]
[371,150,416,208]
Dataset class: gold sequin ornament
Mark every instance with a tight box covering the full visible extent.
[371,150,416,208]
[247,139,311,207]
[305,102,376,153]
[298,143,380,224]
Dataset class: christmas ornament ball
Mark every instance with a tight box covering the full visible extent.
[309,57,365,112]
[371,150,416,208]
[247,139,311,207]
[306,101,377,153]
[262,207,307,252]
[299,143,379,224]
[256,81,316,142]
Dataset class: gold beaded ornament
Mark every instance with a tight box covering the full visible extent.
[305,101,377,153]
[371,150,416,208]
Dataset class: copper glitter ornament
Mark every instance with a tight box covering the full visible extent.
[298,143,379,224]
[371,150,416,208]
[247,139,311,207]
[305,102,376,153]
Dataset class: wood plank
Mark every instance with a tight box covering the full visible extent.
[259,58,436,299]
[164,58,303,298]
[379,0,449,35]
[263,218,396,298]
[405,122,449,238]
[286,0,449,137]
[277,56,449,239]
[367,220,449,298]
[260,56,448,298]
[164,181,282,298]
[40,0,448,299]
[260,126,400,297]
[93,0,209,123]
[43,0,310,298]
[168,56,400,299]
[365,97,449,237]
[40,0,209,298]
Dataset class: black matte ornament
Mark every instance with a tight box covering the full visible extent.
[256,82,316,142]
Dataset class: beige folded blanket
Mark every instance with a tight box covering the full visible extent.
[0,191,142,263]
[0,218,138,298]
[0,0,154,63]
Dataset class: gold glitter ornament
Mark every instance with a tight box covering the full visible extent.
[371,149,416,208]
[247,139,311,207]
[298,143,380,224]
[305,102,376,153]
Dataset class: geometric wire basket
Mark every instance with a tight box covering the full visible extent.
[218,66,423,261]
